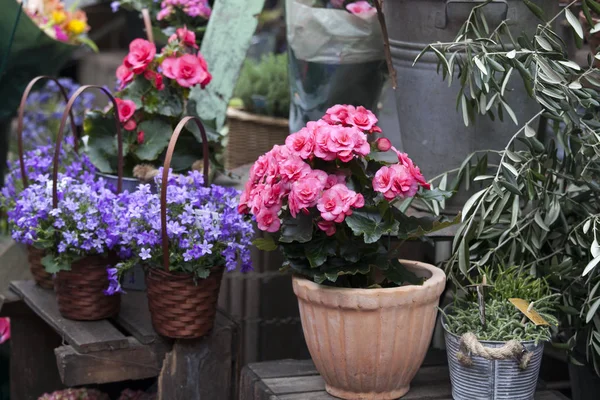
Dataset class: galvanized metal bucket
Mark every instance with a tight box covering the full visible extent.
[382,0,558,211]
[443,322,544,400]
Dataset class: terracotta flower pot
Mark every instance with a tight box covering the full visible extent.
[292,260,446,400]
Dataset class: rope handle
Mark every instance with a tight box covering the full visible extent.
[457,332,533,370]
[53,85,124,208]
[161,116,210,272]
[17,76,80,188]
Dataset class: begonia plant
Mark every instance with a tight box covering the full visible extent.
[239,105,454,287]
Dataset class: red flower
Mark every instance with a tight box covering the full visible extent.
[124,120,137,131]
[154,74,165,90]
[116,64,133,89]
[137,131,145,144]
[126,39,156,74]
[115,98,136,122]
[0,317,10,344]
[173,54,211,88]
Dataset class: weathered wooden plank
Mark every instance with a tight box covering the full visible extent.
[157,311,240,400]
[54,337,168,386]
[263,376,325,395]
[0,240,30,297]
[112,290,160,345]
[249,359,317,379]
[10,280,129,353]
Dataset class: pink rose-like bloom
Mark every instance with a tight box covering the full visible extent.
[376,137,392,152]
[392,146,431,190]
[286,127,315,159]
[172,54,211,88]
[256,207,281,233]
[346,1,377,19]
[124,119,137,131]
[326,173,346,189]
[373,166,395,199]
[346,106,380,132]
[260,183,285,210]
[288,172,327,217]
[115,98,135,122]
[196,53,212,88]
[280,156,311,182]
[126,39,156,74]
[176,27,198,48]
[327,125,369,162]
[318,220,336,236]
[154,73,165,90]
[317,184,363,223]
[323,104,351,125]
[161,57,178,80]
[116,64,133,89]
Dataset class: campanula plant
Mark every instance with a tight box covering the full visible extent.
[115,169,253,279]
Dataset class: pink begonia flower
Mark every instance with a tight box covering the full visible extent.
[325,173,346,189]
[392,146,431,190]
[345,105,380,133]
[376,137,392,151]
[168,26,198,48]
[256,207,281,232]
[0,317,9,344]
[173,54,210,88]
[346,1,377,19]
[115,98,135,122]
[288,171,327,217]
[126,39,156,74]
[116,63,133,89]
[280,156,311,182]
[317,184,363,223]
[322,104,351,125]
[373,164,419,199]
[373,166,395,199]
[318,220,337,236]
[196,53,212,88]
[161,57,178,79]
[285,127,315,159]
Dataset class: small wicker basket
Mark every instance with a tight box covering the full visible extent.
[55,255,121,320]
[27,246,53,289]
[145,116,225,339]
[225,107,290,169]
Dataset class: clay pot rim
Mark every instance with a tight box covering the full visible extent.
[293,259,446,295]
[441,304,544,346]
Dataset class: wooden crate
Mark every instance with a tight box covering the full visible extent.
[239,356,571,400]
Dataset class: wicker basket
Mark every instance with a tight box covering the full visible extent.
[27,246,54,289]
[54,255,121,321]
[146,267,224,339]
[225,107,290,169]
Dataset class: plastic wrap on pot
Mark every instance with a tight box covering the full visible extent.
[286,0,387,133]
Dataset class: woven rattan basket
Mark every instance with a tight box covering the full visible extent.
[55,255,121,320]
[144,116,225,339]
[225,107,290,169]
[27,246,53,289]
[48,83,125,321]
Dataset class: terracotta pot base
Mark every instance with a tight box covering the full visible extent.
[325,384,410,400]
[293,260,446,400]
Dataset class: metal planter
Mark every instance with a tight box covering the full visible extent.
[443,323,544,400]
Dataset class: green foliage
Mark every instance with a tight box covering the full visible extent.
[427,0,600,374]
[444,267,558,343]
[232,53,290,118]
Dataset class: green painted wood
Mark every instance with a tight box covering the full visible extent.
[190,0,267,130]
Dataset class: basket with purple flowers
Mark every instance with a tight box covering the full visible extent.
[115,116,254,339]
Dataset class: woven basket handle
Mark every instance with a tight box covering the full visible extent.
[53,85,123,208]
[161,116,210,272]
[17,76,79,188]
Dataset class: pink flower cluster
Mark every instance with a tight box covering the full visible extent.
[372,146,430,199]
[239,105,430,239]
[239,144,364,235]
[157,0,212,21]
[115,29,211,91]
[346,1,377,19]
